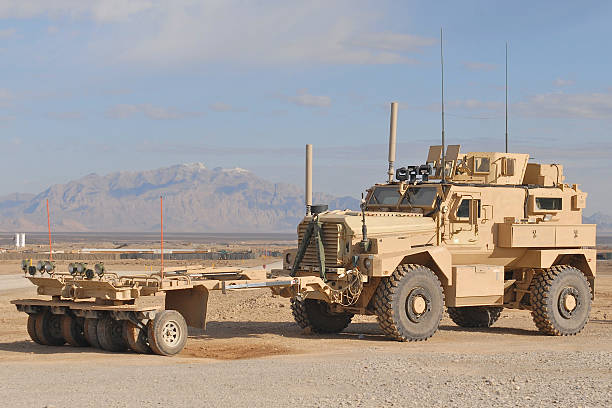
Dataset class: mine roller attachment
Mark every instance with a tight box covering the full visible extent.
[61,315,89,347]
[148,310,188,356]
[447,306,503,328]
[290,298,353,334]
[35,310,66,346]
[530,265,592,336]
[373,264,444,342]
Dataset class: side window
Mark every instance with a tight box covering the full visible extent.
[456,199,481,219]
[474,157,490,174]
[535,197,562,211]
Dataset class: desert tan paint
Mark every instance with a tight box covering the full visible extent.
[289,144,596,311]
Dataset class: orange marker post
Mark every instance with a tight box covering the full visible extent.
[160,196,164,279]
[46,199,53,262]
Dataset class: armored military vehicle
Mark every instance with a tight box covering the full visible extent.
[286,102,596,341]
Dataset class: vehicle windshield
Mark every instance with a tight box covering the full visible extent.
[401,186,438,207]
[367,185,438,208]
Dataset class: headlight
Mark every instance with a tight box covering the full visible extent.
[94,263,105,277]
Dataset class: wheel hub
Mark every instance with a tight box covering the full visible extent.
[558,287,580,319]
[405,288,431,323]
[161,321,179,346]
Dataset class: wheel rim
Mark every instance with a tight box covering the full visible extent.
[161,320,180,346]
[49,315,63,339]
[558,287,581,319]
[405,287,431,323]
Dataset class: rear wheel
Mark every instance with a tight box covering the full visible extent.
[27,314,44,345]
[447,306,503,328]
[61,315,89,347]
[124,321,151,354]
[148,310,188,356]
[83,318,101,348]
[35,310,66,346]
[97,317,128,352]
[290,298,353,334]
[373,264,444,342]
[531,265,591,336]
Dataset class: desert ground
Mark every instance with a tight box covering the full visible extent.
[0,254,610,407]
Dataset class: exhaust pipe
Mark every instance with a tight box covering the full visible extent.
[305,144,312,215]
[387,102,398,183]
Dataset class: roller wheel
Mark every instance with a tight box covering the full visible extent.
[35,310,66,346]
[531,265,592,336]
[124,321,152,354]
[84,318,101,348]
[27,314,44,345]
[97,317,128,352]
[61,315,89,347]
[373,264,444,342]
[290,298,353,334]
[148,310,188,356]
[447,306,503,328]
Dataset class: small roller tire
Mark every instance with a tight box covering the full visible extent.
[35,310,66,346]
[531,265,592,336]
[97,317,128,352]
[61,315,89,347]
[124,321,152,354]
[84,318,101,348]
[447,306,503,328]
[290,298,353,334]
[148,310,188,356]
[27,314,44,345]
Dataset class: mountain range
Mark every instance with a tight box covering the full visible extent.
[0,164,359,233]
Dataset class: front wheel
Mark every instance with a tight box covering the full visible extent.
[290,298,353,334]
[373,264,444,341]
[148,310,188,356]
[531,265,592,336]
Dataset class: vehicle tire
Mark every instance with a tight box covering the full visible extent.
[97,317,128,352]
[447,306,503,328]
[84,318,101,349]
[35,310,66,346]
[531,265,592,336]
[148,310,188,356]
[290,298,353,334]
[373,264,444,342]
[124,321,152,354]
[27,314,44,345]
[61,315,89,347]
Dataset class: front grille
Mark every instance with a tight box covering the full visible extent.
[297,221,341,268]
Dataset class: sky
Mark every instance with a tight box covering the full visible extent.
[0,0,611,215]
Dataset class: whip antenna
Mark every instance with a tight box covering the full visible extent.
[440,27,446,182]
[505,41,509,153]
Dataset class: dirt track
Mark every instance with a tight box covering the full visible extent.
[0,262,611,407]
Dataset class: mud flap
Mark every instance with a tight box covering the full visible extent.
[164,286,209,330]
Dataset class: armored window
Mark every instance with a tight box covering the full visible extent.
[401,186,438,207]
[535,197,562,211]
[456,199,481,219]
[474,157,490,174]
[369,187,402,206]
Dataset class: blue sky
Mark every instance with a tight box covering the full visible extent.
[0,0,611,214]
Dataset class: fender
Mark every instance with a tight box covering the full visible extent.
[370,246,452,287]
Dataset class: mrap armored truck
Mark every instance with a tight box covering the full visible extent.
[12,102,596,355]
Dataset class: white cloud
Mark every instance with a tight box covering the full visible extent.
[553,78,575,87]
[446,99,503,111]
[209,102,243,112]
[106,104,204,120]
[462,61,498,71]
[0,28,16,39]
[0,1,434,66]
[287,89,331,108]
[48,111,83,120]
[514,91,612,119]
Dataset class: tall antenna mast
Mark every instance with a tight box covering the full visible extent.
[505,41,509,153]
[440,27,446,182]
